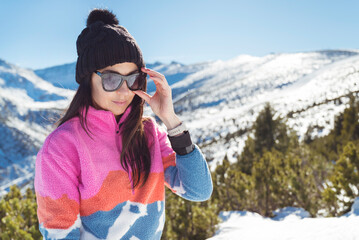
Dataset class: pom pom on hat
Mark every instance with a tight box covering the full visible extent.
[86,8,119,27]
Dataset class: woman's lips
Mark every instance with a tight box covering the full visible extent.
[112,100,127,106]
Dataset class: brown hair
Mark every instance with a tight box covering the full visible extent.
[57,72,151,189]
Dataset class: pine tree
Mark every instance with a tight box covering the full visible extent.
[341,95,359,142]
[322,141,359,216]
[0,185,41,240]
[238,103,290,176]
[253,103,276,155]
[212,154,252,212]
[284,139,325,216]
[162,188,220,240]
[313,94,359,160]
[252,150,286,217]
[237,136,258,175]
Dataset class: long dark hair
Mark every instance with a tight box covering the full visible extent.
[57,71,152,189]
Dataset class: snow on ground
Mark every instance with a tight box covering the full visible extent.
[208,198,359,240]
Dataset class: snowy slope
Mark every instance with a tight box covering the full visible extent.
[34,60,210,92]
[35,62,76,90]
[0,58,74,195]
[146,61,211,93]
[208,197,359,240]
[1,49,359,194]
[170,50,359,169]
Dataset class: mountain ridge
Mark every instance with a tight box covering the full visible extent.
[0,49,358,193]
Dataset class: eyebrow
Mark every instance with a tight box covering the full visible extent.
[102,69,139,76]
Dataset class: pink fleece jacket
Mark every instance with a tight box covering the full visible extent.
[34,105,213,240]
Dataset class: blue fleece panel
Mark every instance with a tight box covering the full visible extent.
[39,226,80,240]
[81,201,127,238]
[164,146,213,201]
[81,201,164,239]
[121,201,164,240]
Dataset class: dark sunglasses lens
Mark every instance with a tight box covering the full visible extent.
[102,73,123,91]
[127,73,144,90]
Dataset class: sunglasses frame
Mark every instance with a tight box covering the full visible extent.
[94,70,146,92]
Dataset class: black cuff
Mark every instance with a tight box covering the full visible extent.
[168,131,195,155]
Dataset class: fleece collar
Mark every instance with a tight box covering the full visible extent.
[80,105,132,134]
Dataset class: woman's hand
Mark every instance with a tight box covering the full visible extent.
[133,67,181,129]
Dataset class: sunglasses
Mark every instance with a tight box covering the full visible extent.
[94,70,146,92]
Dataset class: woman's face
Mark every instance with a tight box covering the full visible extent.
[91,62,138,118]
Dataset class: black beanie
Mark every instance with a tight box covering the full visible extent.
[75,8,145,84]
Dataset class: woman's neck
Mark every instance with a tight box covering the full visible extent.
[115,114,123,123]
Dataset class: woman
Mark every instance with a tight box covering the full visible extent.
[34,8,212,240]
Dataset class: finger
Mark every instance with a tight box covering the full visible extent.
[150,76,170,92]
[133,90,152,103]
[144,71,163,84]
[142,67,165,80]
[149,75,164,84]
[149,75,167,86]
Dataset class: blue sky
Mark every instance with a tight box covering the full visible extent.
[0,0,358,70]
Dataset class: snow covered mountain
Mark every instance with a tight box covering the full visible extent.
[0,49,359,194]
[173,50,359,169]
[34,60,210,91]
[34,62,76,90]
[0,59,74,195]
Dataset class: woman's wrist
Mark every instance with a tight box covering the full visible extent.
[162,114,181,130]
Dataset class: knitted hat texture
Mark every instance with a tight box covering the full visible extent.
[75,9,144,84]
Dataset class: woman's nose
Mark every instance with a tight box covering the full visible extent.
[116,81,131,95]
